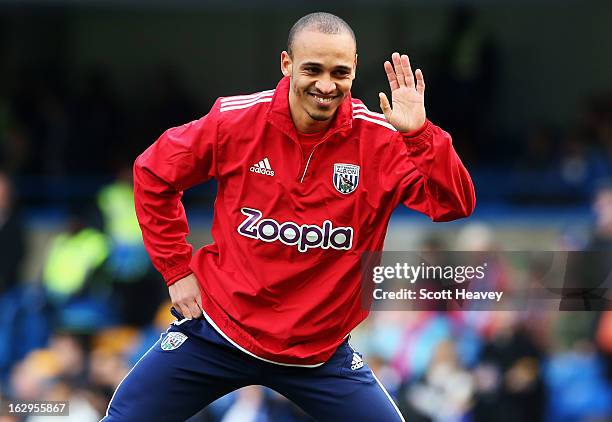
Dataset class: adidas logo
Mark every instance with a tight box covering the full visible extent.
[250,157,275,176]
[350,352,364,370]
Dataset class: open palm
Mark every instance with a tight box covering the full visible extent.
[379,52,426,133]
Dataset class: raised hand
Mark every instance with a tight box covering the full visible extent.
[379,52,426,133]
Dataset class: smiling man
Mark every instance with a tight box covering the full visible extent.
[103,12,475,422]
[283,19,357,131]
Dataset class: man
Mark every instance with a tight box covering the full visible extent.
[104,12,475,421]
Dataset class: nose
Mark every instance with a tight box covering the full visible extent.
[315,78,336,95]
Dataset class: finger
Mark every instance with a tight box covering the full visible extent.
[401,54,415,88]
[185,299,202,319]
[174,303,190,320]
[391,52,405,87]
[175,297,196,319]
[415,68,425,95]
[384,61,399,91]
[379,92,392,120]
[177,302,194,319]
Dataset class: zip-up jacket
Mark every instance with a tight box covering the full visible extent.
[134,76,476,366]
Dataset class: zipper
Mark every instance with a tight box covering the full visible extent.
[300,148,316,183]
[298,123,349,183]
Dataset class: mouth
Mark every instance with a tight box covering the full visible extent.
[308,93,337,105]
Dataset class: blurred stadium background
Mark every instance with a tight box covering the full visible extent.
[0,1,611,421]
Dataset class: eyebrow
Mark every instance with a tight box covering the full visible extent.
[301,62,352,72]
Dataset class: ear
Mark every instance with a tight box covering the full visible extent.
[351,53,358,80]
[281,51,292,77]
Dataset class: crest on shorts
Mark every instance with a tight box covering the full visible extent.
[161,332,188,351]
[333,163,360,195]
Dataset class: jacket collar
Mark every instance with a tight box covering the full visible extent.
[266,76,353,142]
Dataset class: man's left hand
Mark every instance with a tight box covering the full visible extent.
[379,52,426,133]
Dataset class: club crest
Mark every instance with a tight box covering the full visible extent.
[161,332,188,351]
[333,163,360,195]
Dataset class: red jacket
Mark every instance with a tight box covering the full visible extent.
[134,76,475,366]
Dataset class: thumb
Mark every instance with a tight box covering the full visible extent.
[379,92,392,120]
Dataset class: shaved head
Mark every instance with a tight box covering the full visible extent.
[287,12,356,58]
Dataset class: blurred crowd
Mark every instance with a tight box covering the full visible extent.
[506,94,612,206]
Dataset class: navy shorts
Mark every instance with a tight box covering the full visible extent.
[102,309,404,422]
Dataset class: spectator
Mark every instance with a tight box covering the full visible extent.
[544,331,611,422]
[589,180,612,250]
[42,208,109,304]
[472,312,545,422]
[406,339,474,422]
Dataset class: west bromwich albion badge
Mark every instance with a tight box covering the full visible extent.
[333,163,360,194]
[161,332,188,351]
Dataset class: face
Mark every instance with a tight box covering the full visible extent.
[281,30,357,132]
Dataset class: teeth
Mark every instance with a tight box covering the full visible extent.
[313,95,333,103]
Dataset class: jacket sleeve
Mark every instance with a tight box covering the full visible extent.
[383,119,475,221]
[133,99,220,286]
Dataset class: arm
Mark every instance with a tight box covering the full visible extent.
[379,53,475,221]
[133,100,220,317]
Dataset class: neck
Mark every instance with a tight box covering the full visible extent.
[288,90,332,134]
